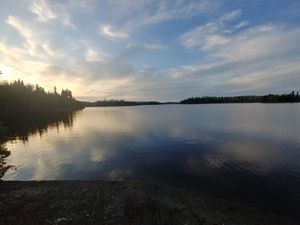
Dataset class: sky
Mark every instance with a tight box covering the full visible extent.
[0,0,300,101]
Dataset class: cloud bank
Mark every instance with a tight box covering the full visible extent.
[0,0,300,101]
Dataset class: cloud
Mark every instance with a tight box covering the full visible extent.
[216,24,300,61]
[29,0,56,22]
[3,20,300,101]
[115,42,169,60]
[6,16,32,41]
[182,24,300,65]
[70,0,97,9]
[28,0,76,29]
[6,16,40,56]
[180,9,247,51]
[85,48,108,62]
[234,21,249,29]
[126,42,168,50]
[119,0,222,31]
[180,23,230,50]
[172,23,300,97]
[60,13,76,29]
[99,24,128,40]
[218,9,242,23]
[1,1,300,101]
[6,16,65,60]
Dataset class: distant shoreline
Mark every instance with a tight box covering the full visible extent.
[82,101,300,107]
[81,91,300,107]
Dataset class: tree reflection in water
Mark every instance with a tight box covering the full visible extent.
[0,145,13,179]
[0,110,79,179]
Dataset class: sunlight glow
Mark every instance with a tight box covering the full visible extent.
[0,66,12,81]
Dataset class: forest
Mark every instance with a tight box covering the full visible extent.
[1,79,299,111]
[0,80,83,113]
[180,91,300,104]
[0,79,83,178]
[82,99,161,107]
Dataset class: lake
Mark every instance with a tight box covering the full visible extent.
[2,104,300,217]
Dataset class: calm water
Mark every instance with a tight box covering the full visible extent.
[2,104,300,216]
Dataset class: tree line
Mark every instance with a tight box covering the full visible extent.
[82,99,161,107]
[0,80,83,113]
[81,91,300,107]
[180,91,300,104]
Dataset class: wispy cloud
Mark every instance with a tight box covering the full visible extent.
[180,10,245,51]
[85,48,108,62]
[126,42,168,50]
[28,0,76,29]
[122,0,222,32]
[172,23,300,97]
[99,24,128,40]
[6,16,42,56]
[180,23,230,50]
[218,9,242,23]
[216,24,298,61]
[234,21,249,29]
[6,15,65,60]
[29,0,56,22]
[1,0,300,101]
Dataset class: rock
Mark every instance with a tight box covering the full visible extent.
[0,181,298,225]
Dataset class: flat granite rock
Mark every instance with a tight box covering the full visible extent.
[0,181,298,225]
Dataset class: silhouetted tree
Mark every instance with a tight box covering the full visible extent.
[0,80,83,113]
[90,99,161,107]
[180,91,300,104]
[0,145,13,179]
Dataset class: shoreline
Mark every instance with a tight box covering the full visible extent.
[83,102,300,108]
[0,180,298,225]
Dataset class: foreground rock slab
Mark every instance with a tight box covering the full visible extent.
[0,181,298,225]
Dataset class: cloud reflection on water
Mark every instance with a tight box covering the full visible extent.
[2,104,300,217]
[3,105,300,182]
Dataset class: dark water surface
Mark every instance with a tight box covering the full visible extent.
[2,104,300,217]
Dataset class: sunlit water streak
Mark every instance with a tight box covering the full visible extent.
[2,104,300,217]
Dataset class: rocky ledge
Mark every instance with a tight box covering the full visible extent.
[0,181,298,225]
